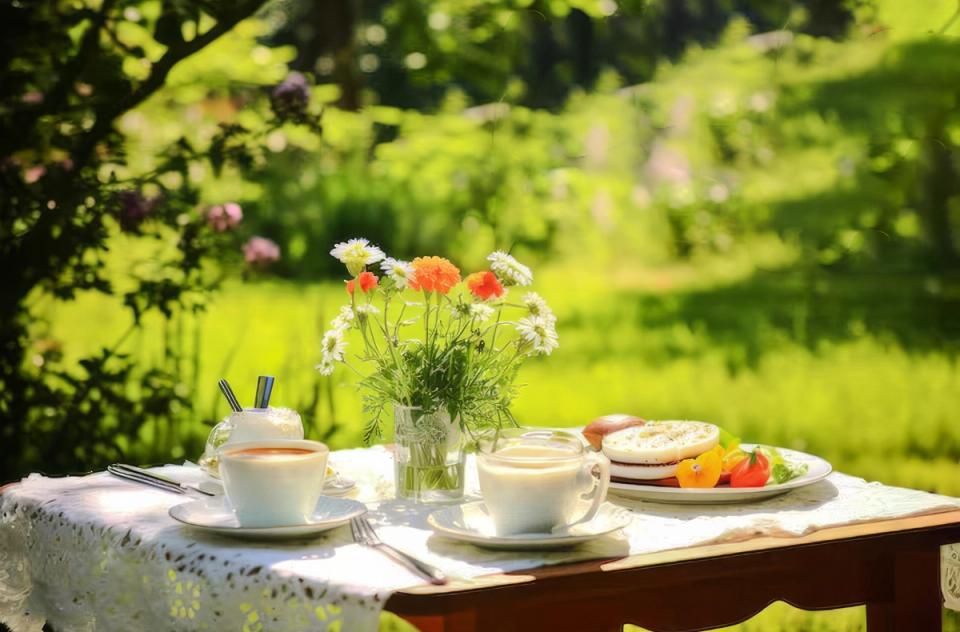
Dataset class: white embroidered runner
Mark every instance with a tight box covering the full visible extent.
[2,446,959,631]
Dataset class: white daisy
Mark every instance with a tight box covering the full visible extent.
[380,257,415,289]
[354,304,380,316]
[515,316,559,355]
[331,305,355,330]
[522,292,556,322]
[451,302,495,322]
[320,328,347,363]
[469,303,495,322]
[315,358,335,376]
[330,238,385,276]
[487,251,533,287]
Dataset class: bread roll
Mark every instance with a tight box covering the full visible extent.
[582,414,645,450]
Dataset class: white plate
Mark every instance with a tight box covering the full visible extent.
[169,496,366,540]
[427,502,631,550]
[607,445,832,505]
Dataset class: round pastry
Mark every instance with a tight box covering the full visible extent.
[601,421,719,481]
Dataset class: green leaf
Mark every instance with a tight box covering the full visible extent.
[718,426,740,451]
[772,462,809,485]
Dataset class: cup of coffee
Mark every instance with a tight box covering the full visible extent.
[476,429,610,535]
[218,439,328,527]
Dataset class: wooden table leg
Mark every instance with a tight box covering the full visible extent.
[866,546,942,632]
[401,611,477,632]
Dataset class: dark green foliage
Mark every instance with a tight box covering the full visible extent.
[271,0,855,111]
[0,0,325,482]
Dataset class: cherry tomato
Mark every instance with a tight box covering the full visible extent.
[729,450,770,488]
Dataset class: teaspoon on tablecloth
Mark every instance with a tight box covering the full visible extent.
[108,464,215,497]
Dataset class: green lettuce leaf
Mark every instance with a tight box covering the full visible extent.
[771,461,809,485]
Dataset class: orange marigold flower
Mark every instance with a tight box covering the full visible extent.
[346,271,379,294]
[409,256,461,294]
[465,271,504,301]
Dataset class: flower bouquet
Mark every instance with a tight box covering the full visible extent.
[318,239,559,502]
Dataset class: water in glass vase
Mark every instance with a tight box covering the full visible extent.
[393,404,465,502]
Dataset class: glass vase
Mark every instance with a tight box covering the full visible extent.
[393,404,465,503]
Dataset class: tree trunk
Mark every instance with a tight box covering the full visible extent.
[294,0,361,111]
[921,108,959,268]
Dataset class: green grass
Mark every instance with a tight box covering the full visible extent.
[36,258,960,631]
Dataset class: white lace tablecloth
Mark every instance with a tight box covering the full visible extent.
[2,446,960,631]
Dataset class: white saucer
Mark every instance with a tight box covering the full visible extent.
[169,496,366,540]
[196,476,357,498]
[322,475,357,497]
[608,445,832,505]
[427,502,631,550]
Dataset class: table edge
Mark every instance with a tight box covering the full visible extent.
[393,508,960,598]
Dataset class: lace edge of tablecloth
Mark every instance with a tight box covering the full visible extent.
[944,543,960,611]
[0,479,386,632]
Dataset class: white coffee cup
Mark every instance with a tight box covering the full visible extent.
[476,429,610,535]
[218,439,328,528]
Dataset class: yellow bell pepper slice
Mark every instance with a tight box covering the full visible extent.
[676,449,723,488]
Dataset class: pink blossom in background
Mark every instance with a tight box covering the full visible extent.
[24,165,46,183]
[207,202,243,232]
[243,236,280,267]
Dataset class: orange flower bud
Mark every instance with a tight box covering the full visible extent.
[466,271,505,301]
[346,271,379,294]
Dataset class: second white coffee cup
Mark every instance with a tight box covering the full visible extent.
[218,439,328,527]
[476,429,610,535]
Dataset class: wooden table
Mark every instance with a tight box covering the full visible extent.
[388,510,960,632]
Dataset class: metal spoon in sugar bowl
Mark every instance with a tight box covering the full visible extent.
[254,375,275,409]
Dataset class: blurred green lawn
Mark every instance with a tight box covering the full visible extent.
[39,253,960,631]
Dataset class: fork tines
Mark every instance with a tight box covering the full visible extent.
[350,516,379,545]
[349,515,447,585]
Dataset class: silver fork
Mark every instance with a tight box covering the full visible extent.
[350,516,447,585]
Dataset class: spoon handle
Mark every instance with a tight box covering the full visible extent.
[218,379,243,412]
[254,375,275,409]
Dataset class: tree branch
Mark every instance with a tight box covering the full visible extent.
[73,1,267,168]
[43,0,118,115]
